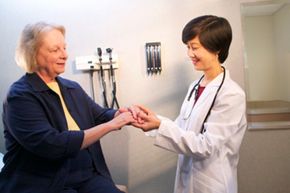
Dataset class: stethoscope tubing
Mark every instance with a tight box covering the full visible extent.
[183,66,226,134]
[200,66,226,133]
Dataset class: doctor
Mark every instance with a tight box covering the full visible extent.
[133,15,247,193]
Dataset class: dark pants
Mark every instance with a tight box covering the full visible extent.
[61,172,124,193]
[61,149,124,193]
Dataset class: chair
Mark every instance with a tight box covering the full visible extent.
[116,184,128,193]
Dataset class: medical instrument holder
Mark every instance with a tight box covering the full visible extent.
[75,48,119,108]
[145,42,162,75]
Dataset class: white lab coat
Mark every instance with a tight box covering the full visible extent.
[154,70,247,193]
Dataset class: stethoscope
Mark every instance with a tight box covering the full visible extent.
[183,66,226,134]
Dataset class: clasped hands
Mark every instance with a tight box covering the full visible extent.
[114,105,161,132]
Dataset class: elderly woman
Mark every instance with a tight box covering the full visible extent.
[0,22,134,193]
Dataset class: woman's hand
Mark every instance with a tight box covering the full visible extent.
[81,111,135,149]
[114,105,160,131]
[110,111,136,130]
[115,105,144,124]
[131,105,161,131]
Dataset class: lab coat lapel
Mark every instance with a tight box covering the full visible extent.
[193,71,225,110]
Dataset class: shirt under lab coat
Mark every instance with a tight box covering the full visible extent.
[154,70,247,193]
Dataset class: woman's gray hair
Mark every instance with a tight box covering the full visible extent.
[15,22,65,73]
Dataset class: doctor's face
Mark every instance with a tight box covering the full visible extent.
[186,36,219,72]
[35,29,68,83]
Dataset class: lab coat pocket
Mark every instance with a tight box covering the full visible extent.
[192,168,225,193]
[178,156,192,188]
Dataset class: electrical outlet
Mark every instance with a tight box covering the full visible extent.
[75,54,118,70]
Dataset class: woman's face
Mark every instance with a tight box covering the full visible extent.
[35,29,67,82]
[186,36,219,72]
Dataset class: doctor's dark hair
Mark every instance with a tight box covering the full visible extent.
[15,22,65,73]
[182,15,232,63]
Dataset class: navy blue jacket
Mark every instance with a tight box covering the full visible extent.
[0,73,116,193]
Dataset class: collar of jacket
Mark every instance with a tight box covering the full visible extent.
[25,72,78,92]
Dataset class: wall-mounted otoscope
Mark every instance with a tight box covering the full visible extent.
[106,48,119,108]
[97,47,109,108]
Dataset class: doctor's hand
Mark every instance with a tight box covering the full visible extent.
[131,105,161,132]
[115,105,144,124]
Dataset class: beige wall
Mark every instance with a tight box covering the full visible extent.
[244,16,279,101]
[239,129,290,193]
[240,1,290,193]
[243,3,290,101]
[274,4,290,101]
[0,0,289,193]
